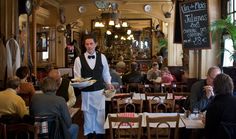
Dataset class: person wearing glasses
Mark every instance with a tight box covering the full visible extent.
[189,66,221,112]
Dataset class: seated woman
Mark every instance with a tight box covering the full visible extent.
[29,77,78,139]
[16,66,35,105]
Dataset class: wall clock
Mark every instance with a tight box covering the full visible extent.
[144,4,152,12]
[25,0,32,15]
[77,5,86,13]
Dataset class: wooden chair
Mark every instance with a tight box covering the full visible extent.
[148,99,175,113]
[108,115,142,139]
[119,85,128,93]
[126,83,140,93]
[146,114,180,139]
[111,93,133,113]
[138,84,154,93]
[0,123,6,139]
[3,123,39,139]
[117,99,143,113]
[145,93,167,100]
[173,92,190,112]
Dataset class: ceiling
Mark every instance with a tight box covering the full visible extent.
[40,0,175,30]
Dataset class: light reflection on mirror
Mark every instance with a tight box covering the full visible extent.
[92,18,152,60]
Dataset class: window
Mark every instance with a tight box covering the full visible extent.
[223,0,236,67]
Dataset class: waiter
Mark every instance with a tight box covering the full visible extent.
[74,34,113,139]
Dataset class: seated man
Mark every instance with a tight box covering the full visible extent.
[30,77,78,139]
[122,62,144,92]
[189,66,221,112]
[0,76,28,118]
[48,69,76,108]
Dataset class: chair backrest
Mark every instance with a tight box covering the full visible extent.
[173,92,190,112]
[35,114,70,139]
[220,122,236,139]
[117,99,143,113]
[148,99,175,113]
[119,85,128,93]
[0,123,6,139]
[127,83,140,93]
[146,114,180,139]
[145,93,167,100]
[108,115,142,139]
[4,123,39,139]
[111,93,133,113]
[138,84,154,93]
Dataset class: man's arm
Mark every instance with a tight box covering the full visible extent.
[101,54,113,90]
[190,80,211,111]
[16,97,28,118]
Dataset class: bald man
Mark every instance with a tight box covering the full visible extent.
[48,69,76,108]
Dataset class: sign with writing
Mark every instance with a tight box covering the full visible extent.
[179,0,210,49]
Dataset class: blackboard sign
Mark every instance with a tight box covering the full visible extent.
[180,0,211,49]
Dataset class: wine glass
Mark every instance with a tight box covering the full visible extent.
[192,107,200,119]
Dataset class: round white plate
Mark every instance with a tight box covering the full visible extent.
[71,80,96,88]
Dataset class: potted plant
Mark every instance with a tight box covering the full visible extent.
[210,17,236,63]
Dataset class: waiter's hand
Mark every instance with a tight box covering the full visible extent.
[106,83,114,90]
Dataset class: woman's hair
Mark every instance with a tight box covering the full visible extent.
[213,73,234,95]
[41,77,58,93]
[16,66,29,79]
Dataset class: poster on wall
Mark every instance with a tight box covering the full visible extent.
[179,0,211,49]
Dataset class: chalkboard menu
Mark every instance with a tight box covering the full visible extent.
[180,0,210,49]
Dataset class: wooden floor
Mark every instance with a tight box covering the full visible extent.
[73,94,110,139]
[72,93,87,139]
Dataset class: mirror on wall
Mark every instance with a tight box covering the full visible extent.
[36,32,49,52]
[91,18,152,60]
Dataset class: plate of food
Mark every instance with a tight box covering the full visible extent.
[103,89,116,98]
[71,77,92,82]
[71,79,96,88]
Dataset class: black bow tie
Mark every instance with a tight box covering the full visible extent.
[88,55,95,59]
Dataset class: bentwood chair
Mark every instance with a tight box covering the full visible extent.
[148,98,175,113]
[117,99,143,113]
[3,123,39,139]
[0,123,6,139]
[173,92,190,112]
[146,114,180,139]
[108,115,142,139]
[111,93,133,113]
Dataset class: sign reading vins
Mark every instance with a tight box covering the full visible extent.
[180,0,210,49]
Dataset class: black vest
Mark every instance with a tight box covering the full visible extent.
[80,52,105,91]
[56,78,69,101]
